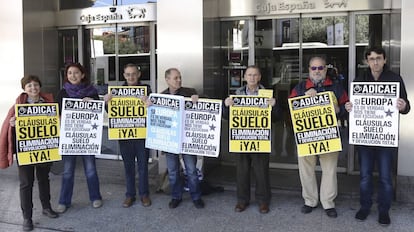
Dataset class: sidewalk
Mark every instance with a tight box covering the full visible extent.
[0,159,413,232]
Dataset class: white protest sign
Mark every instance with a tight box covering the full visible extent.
[349,82,400,147]
[182,98,222,157]
[59,98,105,155]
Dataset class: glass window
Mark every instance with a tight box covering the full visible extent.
[90,27,117,55]
[118,26,150,54]
[220,20,249,95]
[85,25,152,94]
[255,18,300,164]
[302,16,348,45]
[355,14,390,79]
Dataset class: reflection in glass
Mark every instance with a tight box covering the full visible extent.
[355,14,390,79]
[90,27,116,55]
[255,18,300,164]
[220,20,249,96]
[86,26,151,94]
[302,16,348,45]
[254,16,351,167]
[118,26,150,54]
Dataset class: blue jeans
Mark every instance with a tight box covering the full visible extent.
[119,139,149,198]
[357,146,396,213]
[59,155,102,206]
[165,153,201,201]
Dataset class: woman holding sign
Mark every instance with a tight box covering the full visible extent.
[55,63,103,213]
[0,75,58,231]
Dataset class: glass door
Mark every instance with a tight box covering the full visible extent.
[85,24,152,96]
[58,29,79,89]
[84,24,153,158]
[255,16,300,166]
[220,19,250,96]
[301,14,350,170]
[255,13,350,169]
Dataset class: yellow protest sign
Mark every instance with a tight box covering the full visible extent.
[229,95,271,153]
[288,91,342,157]
[15,103,61,165]
[108,86,147,139]
[258,89,273,98]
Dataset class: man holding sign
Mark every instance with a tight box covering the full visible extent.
[345,47,410,225]
[104,64,152,208]
[224,65,280,214]
[160,68,205,209]
[289,56,348,218]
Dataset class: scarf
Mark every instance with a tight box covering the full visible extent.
[64,82,98,98]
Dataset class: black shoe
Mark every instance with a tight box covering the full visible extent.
[23,219,33,231]
[193,199,205,209]
[355,209,370,221]
[378,212,391,226]
[325,208,338,218]
[301,205,317,214]
[42,208,59,218]
[168,199,182,209]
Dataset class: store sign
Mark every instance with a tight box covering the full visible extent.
[56,3,156,26]
[255,0,349,14]
[256,1,317,14]
[220,0,391,16]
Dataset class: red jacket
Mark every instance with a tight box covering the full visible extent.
[0,92,54,168]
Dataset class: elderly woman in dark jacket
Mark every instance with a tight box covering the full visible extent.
[0,75,58,231]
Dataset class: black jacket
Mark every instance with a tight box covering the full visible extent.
[355,66,410,114]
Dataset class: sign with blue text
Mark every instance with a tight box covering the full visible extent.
[145,94,184,154]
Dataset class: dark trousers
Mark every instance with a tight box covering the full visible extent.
[357,146,396,213]
[18,164,52,219]
[236,154,271,205]
[119,139,149,198]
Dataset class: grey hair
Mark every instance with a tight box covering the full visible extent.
[165,68,181,79]
[308,56,326,66]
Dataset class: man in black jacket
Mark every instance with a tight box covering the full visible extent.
[345,47,410,226]
[161,68,205,209]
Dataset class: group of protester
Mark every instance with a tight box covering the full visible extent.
[0,46,410,231]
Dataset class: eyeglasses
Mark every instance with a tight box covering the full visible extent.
[367,57,384,63]
[124,73,138,77]
[310,66,325,71]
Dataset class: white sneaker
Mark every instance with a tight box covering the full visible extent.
[92,200,103,208]
[56,204,67,213]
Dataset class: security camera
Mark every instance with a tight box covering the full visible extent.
[109,7,116,13]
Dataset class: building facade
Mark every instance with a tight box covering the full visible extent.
[2,0,414,202]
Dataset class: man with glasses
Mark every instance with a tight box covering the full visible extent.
[289,56,349,218]
[104,64,152,208]
[345,47,410,226]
